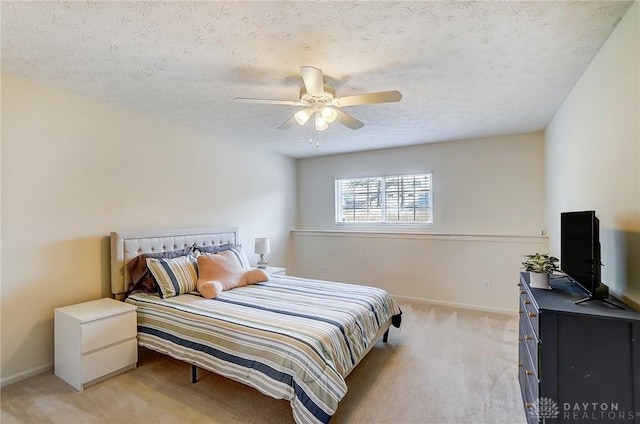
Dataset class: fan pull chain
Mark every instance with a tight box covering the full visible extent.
[308,120,320,147]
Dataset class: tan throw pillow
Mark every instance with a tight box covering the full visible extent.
[196,251,268,299]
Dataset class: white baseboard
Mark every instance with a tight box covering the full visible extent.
[391,294,518,316]
[1,362,53,388]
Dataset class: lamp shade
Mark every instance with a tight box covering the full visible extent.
[254,237,270,255]
[315,114,328,131]
[321,107,337,123]
[294,108,313,126]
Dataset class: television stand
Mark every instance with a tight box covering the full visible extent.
[573,282,623,309]
[574,296,625,309]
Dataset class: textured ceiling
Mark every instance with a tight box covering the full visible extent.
[1,1,633,158]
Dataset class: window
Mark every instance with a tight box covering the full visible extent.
[336,173,432,225]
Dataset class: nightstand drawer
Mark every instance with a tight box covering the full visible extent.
[81,311,136,353]
[82,338,137,384]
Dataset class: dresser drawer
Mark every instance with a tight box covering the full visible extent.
[520,340,539,403]
[82,338,137,384]
[519,308,539,375]
[81,311,136,353]
[519,286,539,339]
[519,339,538,424]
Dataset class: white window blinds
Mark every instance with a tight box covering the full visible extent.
[336,173,432,225]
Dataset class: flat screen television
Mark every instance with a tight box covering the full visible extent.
[560,210,609,302]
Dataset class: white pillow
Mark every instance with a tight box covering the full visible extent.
[228,245,251,270]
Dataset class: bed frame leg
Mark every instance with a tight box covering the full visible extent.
[383,328,389,343]
[191,364,198,383]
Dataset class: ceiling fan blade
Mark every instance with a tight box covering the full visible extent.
[332,90,402,107]
[300,66,324,97]
[335,110,364,130]
[278,115,298,129]
[234,97,302,106]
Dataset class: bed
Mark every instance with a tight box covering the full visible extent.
[110,227,401,424]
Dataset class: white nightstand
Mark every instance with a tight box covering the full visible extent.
[54,298,137,391]
[264,266,286,276]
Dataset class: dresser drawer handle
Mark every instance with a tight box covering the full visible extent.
[528,312,537,318]
[526,370,534,376]
[524,299,531,305]
[520,290,526,295]
[518,362,523,368]
[518,337,524,342]
[519,309,524,314]
[525,335,532,341]
[517,282,522,287]
[525,402,534,409]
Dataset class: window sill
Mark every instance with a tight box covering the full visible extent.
[335,222,433,229]
[290,229,548,242]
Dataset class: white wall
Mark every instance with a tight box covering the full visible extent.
[298,132,546,235]
[545,2,639,305]
[294,133,548,312]
[291,231,547,314]
[0,74,297,386]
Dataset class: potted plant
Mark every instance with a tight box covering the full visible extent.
[522,253,559,289]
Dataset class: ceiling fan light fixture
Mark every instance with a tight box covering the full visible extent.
[315,114,328,131]
[294,108,313,125]
[235,66,401,136]
[321,107,337,123]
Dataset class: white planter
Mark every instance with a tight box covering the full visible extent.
[529,272,550,290]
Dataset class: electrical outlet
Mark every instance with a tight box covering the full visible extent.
[482,280,490,290]
[320,265,327,274]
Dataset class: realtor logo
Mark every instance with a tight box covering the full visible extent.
[528,398,639,421]
[529,397,560,423]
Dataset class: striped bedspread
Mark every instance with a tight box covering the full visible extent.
[125,275,401,424]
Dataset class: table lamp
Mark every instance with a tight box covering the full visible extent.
[254,237,270,270]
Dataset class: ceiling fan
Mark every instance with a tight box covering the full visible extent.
[234,66,402,131]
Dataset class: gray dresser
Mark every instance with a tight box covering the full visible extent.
[518,273,640,424]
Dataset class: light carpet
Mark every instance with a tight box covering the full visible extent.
[1,302,528,424]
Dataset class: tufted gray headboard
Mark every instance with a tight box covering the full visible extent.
[110,226,238,298]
